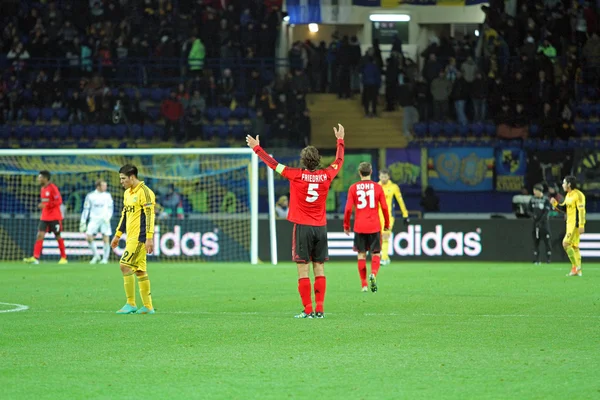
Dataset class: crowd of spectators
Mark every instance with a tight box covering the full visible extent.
[0,0,316,147]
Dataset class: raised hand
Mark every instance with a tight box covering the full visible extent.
[333,123,345,140]
[246,135,260,149]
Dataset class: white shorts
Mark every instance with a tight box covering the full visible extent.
[86,218,112,236]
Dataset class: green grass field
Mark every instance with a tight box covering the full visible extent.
[1,261,599,400]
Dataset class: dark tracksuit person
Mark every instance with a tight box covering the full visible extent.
[529,184,553,264]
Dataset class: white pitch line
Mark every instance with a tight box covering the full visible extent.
[28,309,600,319]
[0,302,30,314]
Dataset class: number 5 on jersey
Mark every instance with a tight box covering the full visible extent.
[357,189,375,209]
[306,183,319,203]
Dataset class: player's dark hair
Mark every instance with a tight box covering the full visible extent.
[533,183,544,192]
[39,170,51,180]
[564,175,577,189]
[358,162,372,177]
[380,168,390,175]
[119,164,138,178]
[300,146,321,171]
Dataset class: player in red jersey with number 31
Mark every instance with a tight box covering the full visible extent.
[246,124,345,319]
[344,162,389,293]
[23,170,67,265]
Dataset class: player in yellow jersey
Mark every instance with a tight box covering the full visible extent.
[110,164,157,314]
[550,176,586,277]
[378,169,409,265]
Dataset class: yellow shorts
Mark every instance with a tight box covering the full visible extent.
[380,217,395,233]
[563,226,580,247]
[120,241,147,271]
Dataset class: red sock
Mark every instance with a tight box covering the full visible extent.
[372,254,381,276]
[314,276,326,313]
[57,238,66,259]
[298,278,313,314]
[33,240,43,259]
[358,259,367,287]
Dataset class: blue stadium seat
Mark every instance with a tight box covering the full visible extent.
[29,126,41,140]
[41,107,54,123]
[142,125,155,140]
[66,88,75,99]
[413,122,427,138]
[85,125,99,138]
[27,107,40,122]
[99,124,112,139]
[574,121,586,136]
[441,122,458,137]
[55,108,69,122]
[247,109,257,120]
[217,125,229,140]
[205,108,218,122]
[71,125,84,140]
[218,107,231,121]
[130,124,142,138]
[555,139,568,151]
[114,125,127,140]
[119,142,128,148]
[593,103,600,118]
[55,125,68,140]
[151,88,164,103]
[539,139,551,150]
[0,126,10,140]
[23,89,33,101]
[139,88,152,100]
[578,103,591,119]
[458,124,469,137]
[111,88,119,97]
[588,122,600,136]
[529,124,539,137]
[14,126,26,139]
[203,124,216,140]
[469,123,484,137]
[485,123,496,136]
[231,124,246,139]
[125,88,137,99]
[231,107,248,120]
[428,122,441,137]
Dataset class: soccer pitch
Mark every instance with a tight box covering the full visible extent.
[1,261,599,400]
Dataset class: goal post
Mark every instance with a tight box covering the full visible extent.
[0,148,276,265]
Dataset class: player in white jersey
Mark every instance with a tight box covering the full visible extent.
[80,180,114,264]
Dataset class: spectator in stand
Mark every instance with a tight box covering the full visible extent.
[0,92,8,124]
[445,57,458,82]
[176,83,190,109]
[533,70,553,115]
[471,72,488,122]
[385,53,400,111]
[219,68,235,107]
[337,36,352,99]
[185,106,203,139]
[557,103,574,141]
[349,36,362,94]
[275,196,289,219]
[188,90,206,114]
[270,112,288,147]
[509,71,528,107]
[188,35,205,77]
[460,56,478,85]
[160,185,183,219]
[415,76,430,122]
[431,71,452,121]
[361,56,381,118]
[421,186,440,213]
[582,32,600,85]
[422,53,442,84]
[251,108,266,138]
[161,90,184,141]
[290,68,310,97]
[451,71,468,126]
[538,102,558,140]
[557,74,574,105]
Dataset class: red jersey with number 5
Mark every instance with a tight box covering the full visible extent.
[253,139,344,227]
[343,180,389,233]
[40,183,63,221]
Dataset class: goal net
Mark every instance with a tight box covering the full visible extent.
[0,148,268,264]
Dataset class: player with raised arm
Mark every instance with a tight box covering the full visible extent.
[246,124,345,319]
[378,169,409,265]
[550,176,586,277]
[23,170,67,265]
[344,162,389,292]
[80,180,114,264]
[110,165,157,314]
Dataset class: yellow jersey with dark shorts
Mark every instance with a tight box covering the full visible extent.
[115,182,156,271]
[558,189,586,247]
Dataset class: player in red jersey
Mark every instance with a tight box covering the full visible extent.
[23,171,67,265]
[344,162,389,293]
[246,124,345,319]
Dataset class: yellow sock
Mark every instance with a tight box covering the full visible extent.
[565,247,578,267]
[381,238,390,261]
[573,247,582,268]
[137,273,153,309]
[123,273,136,306]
